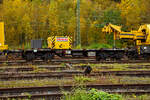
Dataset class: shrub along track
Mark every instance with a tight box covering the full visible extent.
[0,84,150,100]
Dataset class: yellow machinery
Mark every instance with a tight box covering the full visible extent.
[0,22,8,51]
[102,23,150,54]
[47,36,72,49]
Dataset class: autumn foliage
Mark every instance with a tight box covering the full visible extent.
[0,0,150,48]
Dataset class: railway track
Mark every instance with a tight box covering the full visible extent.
[1,70,150,80]
[0,64,150,73]
[0,59,150,65]
[1,59,150,99]
[0,93,63,100]
[0,67,34,72]
[0,63,150,73]
[0,84,150,99]
[1,91,150,100]
[0,66,66,72]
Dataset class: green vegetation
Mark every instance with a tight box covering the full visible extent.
[63,87,150,100]
[74,76,94,84]
[63,88,123,100]
[123,94,150,100]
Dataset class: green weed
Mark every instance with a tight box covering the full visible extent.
[62,88,123,100]
[74,76,94,84]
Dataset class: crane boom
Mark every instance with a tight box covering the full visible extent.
[102,23,122,47]
[102,23,149,45]
[102,23,122,33]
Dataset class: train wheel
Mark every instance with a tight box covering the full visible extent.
[43,53,54,61]
[96,53,107,61]
[115,53,124,61]
[6,53,19,61]
[143,54,150,60]
[26,53,35,61]
[96,56,100,61]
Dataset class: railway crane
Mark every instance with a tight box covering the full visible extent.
[102,23,150,59]
[2,20,150,61]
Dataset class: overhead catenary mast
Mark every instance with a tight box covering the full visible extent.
[76,0,81,47]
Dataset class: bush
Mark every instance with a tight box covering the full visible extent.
[62,88,123,100]
[88,89,123,100]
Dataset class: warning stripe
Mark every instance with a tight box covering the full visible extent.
[52,36,55,49]
[69,37,72,49]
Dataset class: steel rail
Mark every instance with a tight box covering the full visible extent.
[1,70,150,80]
[0,84,150,95]
[0,59,150,66]
[1,91,150,100]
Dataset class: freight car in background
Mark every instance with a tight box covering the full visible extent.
[0,22,146,61]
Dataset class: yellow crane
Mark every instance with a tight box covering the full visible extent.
[102,23,150,54]
[0,22,8,51]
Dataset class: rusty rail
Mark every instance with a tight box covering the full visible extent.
[1,91,150,100]
[0,84,150,95]
[1,70,150,80]
[0,59,150,66]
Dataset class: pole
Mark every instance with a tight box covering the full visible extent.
[113,31,116,49]
[76,0,81,47]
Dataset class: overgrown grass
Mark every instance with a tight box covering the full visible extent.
[74,76,95,84]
